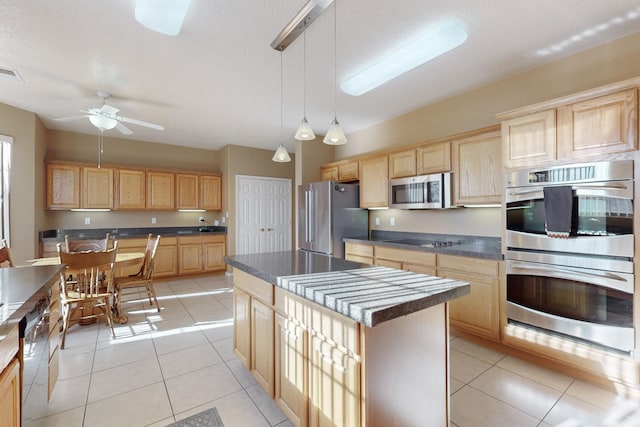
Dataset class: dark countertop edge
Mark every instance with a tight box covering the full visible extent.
[0,265,65,339]
[41,226,227,241]
[343,237,504,261]
[225,259,278,285]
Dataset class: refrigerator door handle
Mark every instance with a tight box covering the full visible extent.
[307,190,316,243]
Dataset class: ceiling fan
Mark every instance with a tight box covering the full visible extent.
[54,91,165,135]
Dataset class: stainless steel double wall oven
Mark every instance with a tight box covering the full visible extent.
[505,160,634,354]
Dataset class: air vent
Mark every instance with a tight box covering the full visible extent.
[0,68,24,83]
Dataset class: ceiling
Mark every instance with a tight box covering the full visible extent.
[1,1,639,154]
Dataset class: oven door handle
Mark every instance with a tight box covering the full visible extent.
[508,262,633,293]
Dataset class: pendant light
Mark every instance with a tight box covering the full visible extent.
[323,0,347,145]
[273,51,292,162]
[294,32,316,141]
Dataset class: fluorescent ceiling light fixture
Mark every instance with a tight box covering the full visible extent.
[178,209,206,212]
[341,20,467,96]
[135,0,191,36]
[70,209,111,212]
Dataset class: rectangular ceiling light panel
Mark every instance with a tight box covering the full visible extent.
[135,0,191,36]
[341,20,467,96]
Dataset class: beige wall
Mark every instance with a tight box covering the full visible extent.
[334,31,640,238]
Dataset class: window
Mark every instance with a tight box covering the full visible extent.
[0,135,11,243]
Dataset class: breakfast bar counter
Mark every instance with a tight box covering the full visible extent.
[225,250,469,427]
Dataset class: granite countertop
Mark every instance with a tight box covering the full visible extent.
[344,230,503,260]
[225,251,469,328]
[40,226,227,242]
[0,265,64,339]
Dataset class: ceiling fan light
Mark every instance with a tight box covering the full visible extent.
[135,0,191,36]
[89,115,118,130]
[294,118,316,140]
[323,118,348,145]
[272,144,292,162]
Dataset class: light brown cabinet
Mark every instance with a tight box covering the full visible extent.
[388,149,416,178]
[178,234,226,275]
[359,156,389,208]
[320,165,338,181]
[146,171,175,210]
[0,358,20,427]
[200,175,222,211]
[251,298,275,396]
[176,174,199,210]
[233,286,251,367]
[452,130,502,205]
[46,163,80,209]
[501,109,556,168]
[344,243,374,265]
[82,166,114,209]
[116,169,146,209]
[321,161,359,182]
[438,254,501,342]
[417,141,451,174]
[374,246,436,276]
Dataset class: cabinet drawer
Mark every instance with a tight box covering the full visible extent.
[0,324,19,373]
[116,237,148,249]
[438,254,498,277]
[309,304,359,355]
[48,346,59,400]
[375,246,436,266]
[48,299,60,335]
[48,321,60,360]
[375,259,402,269]
[234,269,273,305]
[345,243,373,258]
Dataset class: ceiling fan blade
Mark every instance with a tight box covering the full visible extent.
[53,114,91,122]
[116,122,134,135]
[100,104,120,116]
[119,116,165,131]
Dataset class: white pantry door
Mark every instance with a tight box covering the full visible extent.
[236,175,292,255]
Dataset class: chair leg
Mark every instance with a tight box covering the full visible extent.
[104,298,115,338]
[61,304,72,350]
[147,283,160,312]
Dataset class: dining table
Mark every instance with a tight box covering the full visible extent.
[23,252,146,324]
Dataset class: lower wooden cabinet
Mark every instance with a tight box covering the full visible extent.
[0,358,20,427]
[275,313,308,427]
[251,299,275,396]
[178,235,226,275]
[374,246,437,276]
[233,287,251,367]
[344,243,374,265]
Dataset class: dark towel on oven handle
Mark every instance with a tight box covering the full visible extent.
[543,185,573,238]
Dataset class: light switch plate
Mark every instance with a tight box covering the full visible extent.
[151,217,157,224]
[84,217,91,225]
[390,217,395,226]
[375,217,380,226]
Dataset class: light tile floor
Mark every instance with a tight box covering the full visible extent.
[21,273,639,427]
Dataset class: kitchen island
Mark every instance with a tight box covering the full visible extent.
[225,251,470,427]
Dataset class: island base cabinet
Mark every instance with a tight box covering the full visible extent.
[275,314,308,427]
[0,358,20,427]
[233,287,251,367]
[251,299,275,397]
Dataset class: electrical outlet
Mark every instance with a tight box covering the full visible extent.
[199,216,205,223]
[375,217,380,226]
[221,216,226,224]
[151,217,157,224]
[390,217,395,226]
[84,217,91,225]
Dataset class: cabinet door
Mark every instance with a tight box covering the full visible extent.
[452,130,502,205]
[178,243,202,274]
[275,314,308,427]
[154,243,178,277]
[309,336,361,427]
[251,299,275,396]
[0,358,20,427]
[416,141,451,174]
[558,88,638,159]
[389,149,416,178]
[344,243,374,265]
[201,175,222,210]
[321,166,338,182]
[233,287,251,367]
[359,156,389,208]
[502,109,556,168]
[82,166,114,209]
[147,171,175,210]
[176,174,199,210]
[338,161,359,182]
[46,163,80,209]
[203,242,225,272]
[116,169,146,209]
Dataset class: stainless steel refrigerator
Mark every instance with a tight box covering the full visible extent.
[298,181,368,258]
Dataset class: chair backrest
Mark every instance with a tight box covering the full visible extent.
[0,239,14,268]
[65,233,111,253]
[57,242,118,297]
[140,235,161,280]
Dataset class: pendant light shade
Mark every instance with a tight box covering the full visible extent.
[324,0,347,145]
[295,118,315,140]
[272,144,291,162]
[323,118,348,145]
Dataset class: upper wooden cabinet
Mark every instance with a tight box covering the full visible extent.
[116,169,146,210]
[359,156,389,208]
[501,109,556,169]
[146,171,175,210]
[200,175,222,211]
[321,160,359,182]
[557,88,638,159]
[320,165,338,181]
[389,149,416,178]
[452,130,502,205]
[82,166,113,209]
[416,141,451,174]
[47,163,80,209]
[176,174,199,210]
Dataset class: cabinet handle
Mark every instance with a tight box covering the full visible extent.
[267,228,273,232]
[260,228,265,232]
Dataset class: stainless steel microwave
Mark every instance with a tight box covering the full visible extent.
[389,173,452,209]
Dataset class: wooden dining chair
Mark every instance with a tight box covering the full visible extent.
[0,239,14,268]
[114,234,161,315]
[64,233,112,253]
[57,242,118,349]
